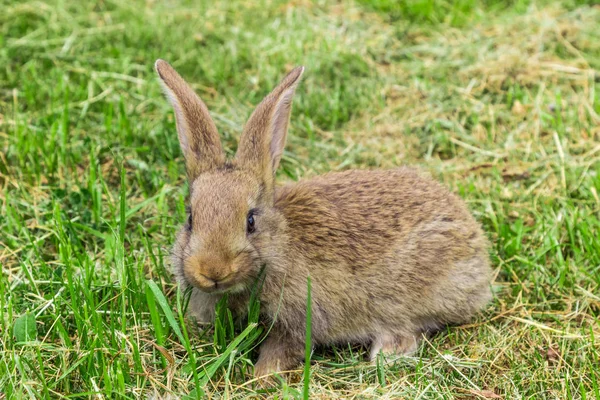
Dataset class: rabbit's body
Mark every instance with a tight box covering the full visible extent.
[156,60,493,378]
[186,168,491,372]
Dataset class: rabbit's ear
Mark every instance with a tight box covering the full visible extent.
[155,59,225,180]
[236,66,304,181]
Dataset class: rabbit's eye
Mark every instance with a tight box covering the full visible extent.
[247,210,256,234]
[187,213,193,230]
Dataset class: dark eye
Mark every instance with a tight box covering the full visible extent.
[187,212,193,231]
[247,210,256,234]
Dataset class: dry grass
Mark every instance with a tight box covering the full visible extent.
[1,0,599,398]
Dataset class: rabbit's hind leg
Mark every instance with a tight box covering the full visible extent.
[369,332,420,361]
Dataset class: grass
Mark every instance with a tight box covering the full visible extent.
[1,0,599,398]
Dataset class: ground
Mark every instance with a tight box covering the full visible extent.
[1,0,599,398]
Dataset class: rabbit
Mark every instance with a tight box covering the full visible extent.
[155,59,493,379]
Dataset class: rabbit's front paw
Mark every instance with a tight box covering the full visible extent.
[254,334,303,381]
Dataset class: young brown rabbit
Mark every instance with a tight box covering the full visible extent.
[156,59,493,378]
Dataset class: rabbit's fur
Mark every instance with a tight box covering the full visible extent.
[156,60,493,378]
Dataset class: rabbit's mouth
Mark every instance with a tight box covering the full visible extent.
[196,279,246,294]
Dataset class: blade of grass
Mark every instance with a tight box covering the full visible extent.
[303,275,312,400]
[146,280,185,344]
[198,322,258,387]
[175,288,202,399]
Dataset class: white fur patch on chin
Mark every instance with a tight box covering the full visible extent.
[226,282,247,294]
[206,281,247,295]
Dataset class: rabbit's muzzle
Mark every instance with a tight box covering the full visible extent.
[183,251,250,294]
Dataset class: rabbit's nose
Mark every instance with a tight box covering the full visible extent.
[184,253,234,290]
[185,270,226,291]
[200,270,231,285]
[198,272,219,286]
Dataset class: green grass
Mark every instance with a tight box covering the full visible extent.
[1,0,599,398]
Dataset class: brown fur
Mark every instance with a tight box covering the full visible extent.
[156,60,493,378]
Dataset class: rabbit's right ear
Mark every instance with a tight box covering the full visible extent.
[235,67,304,187]
[155,60,225,180]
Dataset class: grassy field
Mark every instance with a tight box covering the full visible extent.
[1,0,600,398]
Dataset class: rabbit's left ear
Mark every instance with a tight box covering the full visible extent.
[236,67,304,181]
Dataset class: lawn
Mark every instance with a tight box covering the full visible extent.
[1,0,599,398]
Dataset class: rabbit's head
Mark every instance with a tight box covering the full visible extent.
[156,60,303,294]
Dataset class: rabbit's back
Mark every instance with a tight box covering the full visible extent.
[275,167,485,266]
